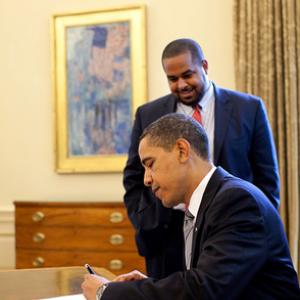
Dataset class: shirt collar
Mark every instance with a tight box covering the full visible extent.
[198,80,213,112]
[188,166,216,219]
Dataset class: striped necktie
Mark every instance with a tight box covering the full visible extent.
[192,104,202,125]
[184,209,194,269]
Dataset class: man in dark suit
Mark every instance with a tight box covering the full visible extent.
[82,114,299,300]
[123,38,280,278]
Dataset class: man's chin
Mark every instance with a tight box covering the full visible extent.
[161,199,174,208]
[178,96,199,106]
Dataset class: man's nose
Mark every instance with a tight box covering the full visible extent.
[177,77,187,89]
[143,169,152,187]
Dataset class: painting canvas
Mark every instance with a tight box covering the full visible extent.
[67,22,132,156]
[52,6,147,173]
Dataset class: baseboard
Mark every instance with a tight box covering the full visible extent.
[0,205,15,268]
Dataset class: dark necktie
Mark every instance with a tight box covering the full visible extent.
[192,104,203,125]
[183,209,194,269]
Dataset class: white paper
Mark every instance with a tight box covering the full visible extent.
[38,294,85,300]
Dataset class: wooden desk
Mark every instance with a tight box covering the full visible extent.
[0,266,115,300]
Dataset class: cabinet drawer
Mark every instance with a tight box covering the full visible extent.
[16,249,145,275]
[15,206,131,227]
[16,226,137,251]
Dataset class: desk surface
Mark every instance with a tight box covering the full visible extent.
[0,266,115,300]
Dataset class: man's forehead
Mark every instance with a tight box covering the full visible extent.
[138,137,163,156]
[138,137,151,154]
[138,138,153,165]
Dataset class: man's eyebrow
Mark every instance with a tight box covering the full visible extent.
[141,157,152,166]
[167,75,177,79]
[182,69,193,75]
[167,69,193,79]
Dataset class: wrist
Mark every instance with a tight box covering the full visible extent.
[96,282,109,300]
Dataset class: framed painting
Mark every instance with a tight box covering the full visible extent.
[52,6,147,173]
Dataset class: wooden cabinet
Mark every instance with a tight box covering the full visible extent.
[14,201,145,275]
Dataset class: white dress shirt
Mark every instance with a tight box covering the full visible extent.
[188,166,217,222]
[176,81,215,161]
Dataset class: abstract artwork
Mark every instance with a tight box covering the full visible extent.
[52,6,146,173]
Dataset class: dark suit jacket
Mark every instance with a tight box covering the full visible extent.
[123,84,280,278]
[109,168,299,300]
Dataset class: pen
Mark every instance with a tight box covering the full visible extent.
[85,263,96,274]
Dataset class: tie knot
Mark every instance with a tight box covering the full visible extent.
[192,104,202,124]
[185,209,194,221]
[193,103,201,111]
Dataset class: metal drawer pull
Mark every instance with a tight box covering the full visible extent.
[109,234,124,245]
[32,211,45,222]
[32,256,45,267]
[109,259,123,270]
[109,212,123,223]
[33,232,45,243]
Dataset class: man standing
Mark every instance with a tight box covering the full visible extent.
[82,114,298,300]
[123,38,280,278]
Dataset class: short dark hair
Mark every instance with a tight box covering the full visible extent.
[140,113,210,160]
[161,38,205,66]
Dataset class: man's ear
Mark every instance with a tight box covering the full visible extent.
[202,59,208,74]
[175,138,190,162]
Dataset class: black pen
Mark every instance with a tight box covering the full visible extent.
[85,263,96,274]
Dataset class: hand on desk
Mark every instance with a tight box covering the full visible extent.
[113,270,148,282]
[81,270,147,299]
[81,274,109,300]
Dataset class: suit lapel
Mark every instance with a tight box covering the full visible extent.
[190,167,229,267]
[213,85,233,164]
[163,94,177,113]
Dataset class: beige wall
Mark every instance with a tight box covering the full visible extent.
[0,0,234,207]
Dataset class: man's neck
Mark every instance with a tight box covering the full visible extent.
[185,161,214,206]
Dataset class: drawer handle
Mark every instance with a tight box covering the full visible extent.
[33,232,45,243]
[32,256,45,267]
[32,211,45,222]
[109,234,124,245]
[109,259,123,270]
[109,212,123,223]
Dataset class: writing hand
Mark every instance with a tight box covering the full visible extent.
[81,274,110,300]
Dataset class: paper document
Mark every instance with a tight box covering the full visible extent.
[38,294,85,300]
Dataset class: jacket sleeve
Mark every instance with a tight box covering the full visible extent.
[250,99,280,208]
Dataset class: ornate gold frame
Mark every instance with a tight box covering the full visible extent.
[51,6,147,173]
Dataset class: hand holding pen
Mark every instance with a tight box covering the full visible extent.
[84,263,110,283]
[85,263,96,275]
[82,264,110,299]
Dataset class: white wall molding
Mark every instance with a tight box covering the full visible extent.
[0,205,14,235]
[0,205,15,268]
